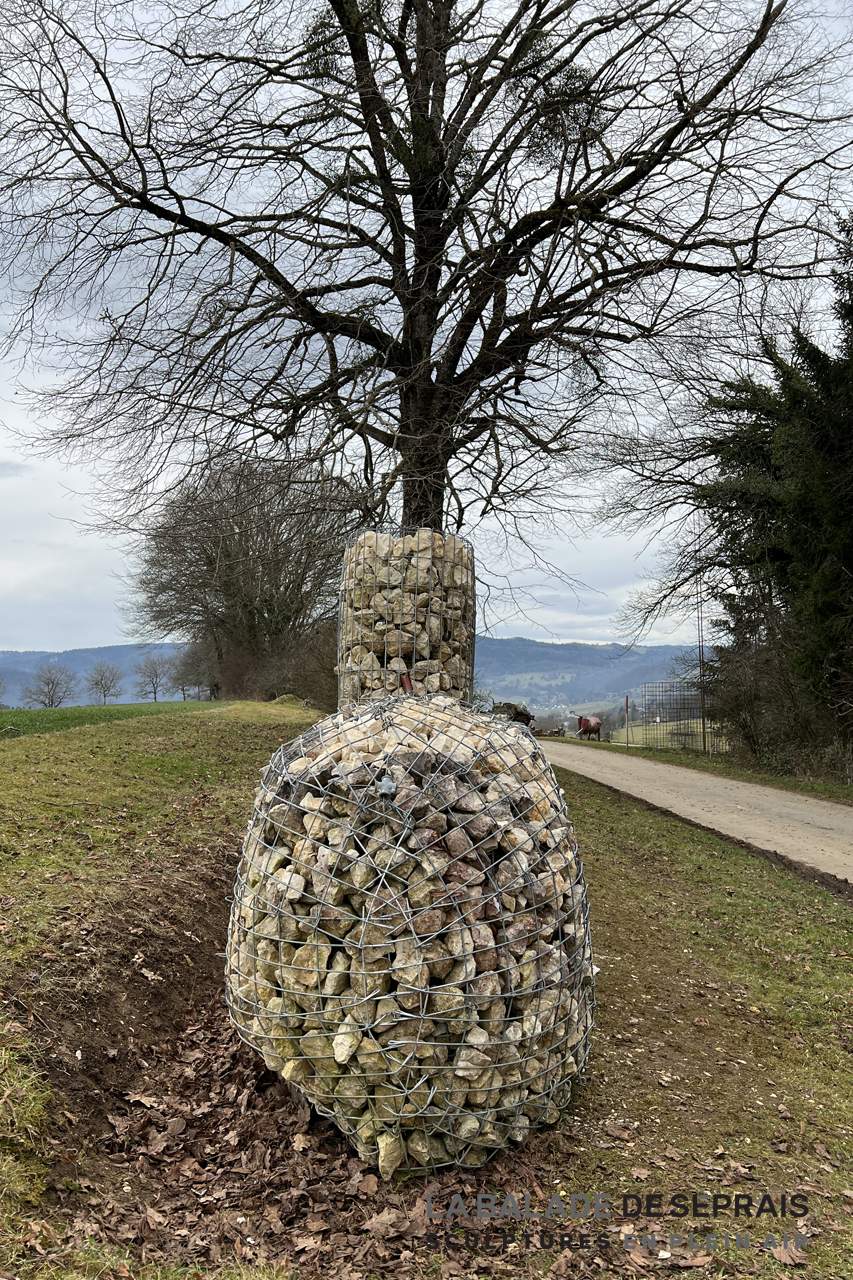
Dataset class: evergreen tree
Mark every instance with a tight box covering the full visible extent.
[699,244,853,740]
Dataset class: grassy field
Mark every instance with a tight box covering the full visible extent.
[559,735,853,808]
[0,701,204,741]
[608,716,728,752]
[0,702,850,1279]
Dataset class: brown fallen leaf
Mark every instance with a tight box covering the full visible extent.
[142,1130,169,1156]
[630,1168,651,1181]
[406,1196,429,1237]
[357,1173,379,1196]
[292,1234,322,1252]
[770,1241,807,1266]
[362,1207,407,1238]
[671,1254,713,1269]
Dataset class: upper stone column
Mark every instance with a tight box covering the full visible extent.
[336,526,475,707]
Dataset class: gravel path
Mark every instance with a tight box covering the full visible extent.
[543,741,853,887]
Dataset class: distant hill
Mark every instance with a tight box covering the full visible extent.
[0,643,181,707]
[474,636,687,711]
[0,635,687,711]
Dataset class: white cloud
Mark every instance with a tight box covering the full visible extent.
[0,414,135,650]
[0,459,31,479]
[0,415,695,651]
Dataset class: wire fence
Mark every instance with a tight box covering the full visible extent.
[610,680,728,754]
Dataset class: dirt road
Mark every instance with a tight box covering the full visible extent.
[543,741,853,886]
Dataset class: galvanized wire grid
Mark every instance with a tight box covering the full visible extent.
[337,527,475,708]
[225,694,594,1176]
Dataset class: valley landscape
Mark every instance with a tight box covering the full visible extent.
[0,638,686,713]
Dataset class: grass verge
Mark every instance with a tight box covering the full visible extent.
[0,698,319,1232]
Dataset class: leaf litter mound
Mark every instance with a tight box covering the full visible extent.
[45,993,616,1276]
[10,815,609,1279]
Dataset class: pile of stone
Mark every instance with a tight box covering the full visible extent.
[337,528,475,707]
[226,695,594,1177]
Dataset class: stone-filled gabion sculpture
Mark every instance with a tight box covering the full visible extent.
[225,694,594,1177]
[337,527,475,707]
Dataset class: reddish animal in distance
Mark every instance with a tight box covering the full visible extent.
[577,715,602,741]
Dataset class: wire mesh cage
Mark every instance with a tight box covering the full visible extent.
[225,694,594,1177]
[337,527,475,708]
[615,680,727,753]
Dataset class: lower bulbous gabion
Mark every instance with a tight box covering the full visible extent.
[225,695,594,1177]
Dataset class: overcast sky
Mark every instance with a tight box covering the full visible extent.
[0,400,694,652]
[2,5,847,656]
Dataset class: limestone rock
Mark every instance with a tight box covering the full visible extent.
[337,528,475,707]
[226,694,595,1178]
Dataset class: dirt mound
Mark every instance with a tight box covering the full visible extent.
[12,807,234,1122]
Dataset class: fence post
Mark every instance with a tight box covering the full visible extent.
[624,694,629,748]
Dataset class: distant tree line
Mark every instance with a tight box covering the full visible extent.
[15,652,205,709]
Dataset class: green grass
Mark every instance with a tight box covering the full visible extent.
[0,696,320,1227]
[549,767,853,1278]
[555,734,853,806]
[0,700,205,741]
[0,697,317,971]
[0,702,850,1278]
[609,715,729,752]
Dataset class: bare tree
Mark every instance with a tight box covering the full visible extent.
[169,643,218,701]
[23,663,77,709]
[169,654,193,702]
[134,655,172,702]
[0,1,849,531]
[85,661,123,705]
[128,459,358,697]
[0,674,6,706]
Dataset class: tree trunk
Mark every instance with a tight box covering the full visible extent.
[399,396,449,529]
[401,468,446,529]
